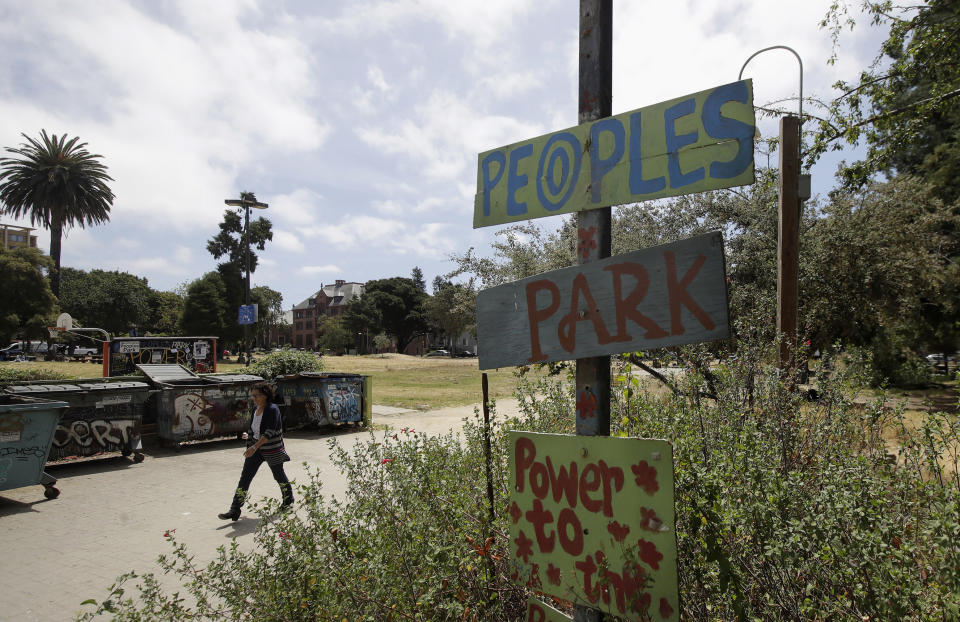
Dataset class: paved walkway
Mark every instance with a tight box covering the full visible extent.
[0,400,522,622]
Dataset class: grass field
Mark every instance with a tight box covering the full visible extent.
[0,354,548,411]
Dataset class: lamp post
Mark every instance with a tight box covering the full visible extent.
[224,193,268,364]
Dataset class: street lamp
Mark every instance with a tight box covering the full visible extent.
[224,193,268,364]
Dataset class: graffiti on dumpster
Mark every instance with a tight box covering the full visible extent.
[322,383,362,423]
[0,445,48,459]
[51,419,137,455]
[0,413,25,435]
[172,392,248,438]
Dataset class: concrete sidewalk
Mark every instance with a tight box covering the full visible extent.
[0,400,522,622]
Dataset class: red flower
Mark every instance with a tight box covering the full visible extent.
[392,434,398,440]
[631,460,659,494]
[279,531,291,540]
[163,529,176,538]
[607,520,630,542]
[381,458,392,465]
[637,538,663,570]
[659,597,674,619]
[546,563,562,585]
[509,501,523,524]
[577,226,597,259]
[514,530,534,563]
[639,507,663,532]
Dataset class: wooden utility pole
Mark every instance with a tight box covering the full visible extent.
[777,116,801,373]
[575,1,612,620]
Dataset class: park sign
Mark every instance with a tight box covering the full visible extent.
[509,432,678,620]
[476,231,728,370]
[473,80,754,228]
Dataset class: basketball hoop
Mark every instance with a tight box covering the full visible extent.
[48,326,65,339]
[56,312,73,330]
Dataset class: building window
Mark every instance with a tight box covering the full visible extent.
[10,234,25,242]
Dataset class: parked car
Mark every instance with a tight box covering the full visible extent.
[425,349,450,357]
[456,349,477,357]
[0,341,50,360]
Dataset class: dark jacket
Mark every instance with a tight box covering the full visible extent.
[247,402,289,465]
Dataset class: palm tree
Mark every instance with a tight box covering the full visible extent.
[0,130,114,297]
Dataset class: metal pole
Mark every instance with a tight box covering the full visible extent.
[777,116,801,375]
[575,1,611,620]
[244,200,251,364]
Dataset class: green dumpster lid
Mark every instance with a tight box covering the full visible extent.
[76,381,150,391]
[136,364,199,382]
[202,373,263,383]
[277,372,361,380]
[5,383,85,393]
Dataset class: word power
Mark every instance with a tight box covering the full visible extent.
[509,432,677,620]
[474,80,754,228]
[477,232,728,370]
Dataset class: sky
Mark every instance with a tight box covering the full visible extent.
[0,0,886,310]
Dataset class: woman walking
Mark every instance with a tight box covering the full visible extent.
[219,382,293,521]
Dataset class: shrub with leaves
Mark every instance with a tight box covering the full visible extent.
[77,338,960,621]
[246,350,324,379]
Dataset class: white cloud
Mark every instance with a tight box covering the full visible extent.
[300,264,342,275]
[368,65,390,92]
[272,230,306,253]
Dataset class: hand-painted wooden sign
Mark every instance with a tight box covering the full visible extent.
[477,232,728,370]
[526,597,572,621]
[474,80,754,228]
[509,432,678,620]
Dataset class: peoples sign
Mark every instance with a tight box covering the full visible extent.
[476,231,728,370]
[474,80,754,228]
[509,432,678,620]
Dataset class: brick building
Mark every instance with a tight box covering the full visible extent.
[291,280,364,349]
[1,224,38,250]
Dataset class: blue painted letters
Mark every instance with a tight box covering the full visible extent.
[702,81,754,179]
[628,111,666,195]
[481,150,506,216]
[664,98,705,188]
[590,118,625,203]
[537,132,581,212]
[507,144,534,216]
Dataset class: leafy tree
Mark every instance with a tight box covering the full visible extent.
[180,272,228,337]
[148,290,184,335]
[251,285,283,348]
[0,246,57,343]
[206,192,273,343]
[812,0,960,199]
[372,332,392,356]
[353,277,427,353]
[425,280,476,356]
[0,130,114,296]
[316,316,353,353]
[411,266,426,291]
[58,267,154,335]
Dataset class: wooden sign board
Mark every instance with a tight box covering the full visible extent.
[474,80,754,228]
[526,597,572,622]
[509,432,678,620]
[477,232,728,370]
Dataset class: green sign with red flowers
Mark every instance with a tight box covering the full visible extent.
[508,431,678,621]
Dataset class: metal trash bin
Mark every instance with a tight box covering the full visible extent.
[274,372,371,429]
[137,364,262,448]
[4,378,151,462]
[0,394,68,499]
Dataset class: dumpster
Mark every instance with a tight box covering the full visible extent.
[137,364,262,448]
[4,378,151,462]
[274,373,371,429]
[0,394,68,499]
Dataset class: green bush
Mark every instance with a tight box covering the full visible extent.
[77,341,960,621]
[246,350,324,379]
[0,366,72,383]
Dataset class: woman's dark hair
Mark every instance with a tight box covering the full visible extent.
[251,382,276,402]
